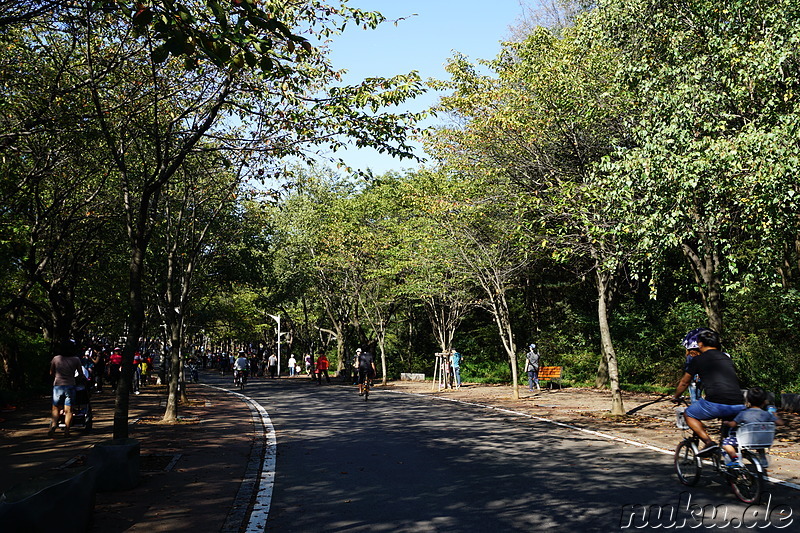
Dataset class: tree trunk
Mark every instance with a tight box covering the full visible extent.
[489,290,519,400]
[0,335,24,390]
[163,322,182,422]
[334,324,345,376]
[597,271,624,416]
[682,242,724,335]
[379,340,388,386]
[114,247,146,440]
[322,302,346,375]
[595,350,609,388]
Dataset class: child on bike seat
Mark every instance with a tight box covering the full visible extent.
[721,387,783,467]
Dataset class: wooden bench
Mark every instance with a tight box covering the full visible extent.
[538,366,563,389]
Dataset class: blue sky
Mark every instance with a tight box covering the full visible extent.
[322,1,527,175]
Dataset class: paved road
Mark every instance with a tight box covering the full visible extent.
[209,375,800,531]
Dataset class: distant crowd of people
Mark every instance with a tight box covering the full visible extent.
[79,343,155,395]
[48,339,157,438]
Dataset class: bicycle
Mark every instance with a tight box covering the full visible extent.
[363,376,372,401]
[187,361,199,383]
[674,405,774,504]
[233,369,246,391]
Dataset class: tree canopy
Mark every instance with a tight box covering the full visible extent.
[3,0,800,416]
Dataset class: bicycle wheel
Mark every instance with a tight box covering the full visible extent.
[675,440,702,486]
[729,454,763,504]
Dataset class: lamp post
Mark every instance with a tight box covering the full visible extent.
[268,314,281,377]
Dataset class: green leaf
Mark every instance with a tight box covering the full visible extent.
[166,35,187,56]
[151,45,169,64]
[132,7,154,27]
[216,43,232,62]
[259,55,273,71]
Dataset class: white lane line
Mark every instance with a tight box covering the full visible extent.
[240,395,276,533]
[385,389,800,491]
[203,384,277,531]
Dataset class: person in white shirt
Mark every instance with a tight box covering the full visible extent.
[268,353,278,378]
[233,352,250,385]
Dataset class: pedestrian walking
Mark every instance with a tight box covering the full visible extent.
[525,343,541,392]
[48,340,82,438]
[268,353,278,378]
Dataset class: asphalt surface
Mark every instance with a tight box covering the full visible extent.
[3,372,800,532]
[252,379,800,532]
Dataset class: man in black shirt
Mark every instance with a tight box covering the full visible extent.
[357,349,376,397]
[672,329,745,455]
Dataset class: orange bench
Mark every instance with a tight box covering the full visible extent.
[538,366,563,389]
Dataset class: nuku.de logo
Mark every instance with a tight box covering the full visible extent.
[620,492,793,529]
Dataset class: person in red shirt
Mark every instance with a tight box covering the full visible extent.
[315,354,330,385]
[132,351,142,394]
[108,347,123,392]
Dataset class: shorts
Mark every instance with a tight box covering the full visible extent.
[722,434,738,449]
[52,385,76,407]
[684,398,745,421]
[358,369,374,384]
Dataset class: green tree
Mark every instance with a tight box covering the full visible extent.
[428,23,635,411]
[2,1,425,436]
[394,171,479,354]
[155,153,243,420]
[0,24,128,386]
[594,0,800,335]
[263,169,361,374]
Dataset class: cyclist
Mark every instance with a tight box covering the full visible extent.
[357,348,376,396]
[672,329,745,456]
[233,351,249,386]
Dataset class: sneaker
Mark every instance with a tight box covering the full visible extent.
[726,460,743,468]
[47,426,56,437]
[697,442,719,457]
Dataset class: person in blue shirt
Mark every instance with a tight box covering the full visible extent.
[721,387,783,466]
[450,350,463,389]
[682,328,710,403]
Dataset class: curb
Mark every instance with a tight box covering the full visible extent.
[203,384,276,532]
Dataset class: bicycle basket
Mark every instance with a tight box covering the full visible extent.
[675,407,690,430]
[736,422,775,450]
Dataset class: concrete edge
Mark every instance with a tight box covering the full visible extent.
[202,384,276,532]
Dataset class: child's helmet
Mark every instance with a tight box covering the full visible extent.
[682,328,711,350]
